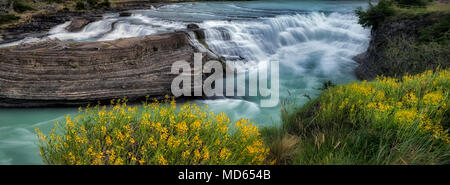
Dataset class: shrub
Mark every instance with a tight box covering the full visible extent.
[44,0,63,3]
[87,0,99,7]
[315,69,449,143]
[97,0,111,9]
[75,0,110,10]
[266,69,450,164]
[394,0,428,7]
[355,0,396,29]
[0,14,20,26]
[381,35,449,77]
[75,1,86,10]
[36,97,270,165]
[418,15,450,42]
[13,1,35,13]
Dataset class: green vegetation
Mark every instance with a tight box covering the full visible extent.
[264,2,450,164]
[33,0,449,166]
[0,14,20,26]
[75,0,111,10]
[98,0,112,8]
[355,0,395,29]
[380,35,449,78]
[13,1,35,13]
[263,69,450,164]
[75,1,86,10]
[36,97,270,165]
[395,0,429,7]
[356,0,445,30]
[356,1,450,78]
[43,0,64,3]
[418,15,450,42]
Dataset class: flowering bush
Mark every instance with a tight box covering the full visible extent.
[270,69,449,164]
[319,69,449,145]
[36,97,270,165]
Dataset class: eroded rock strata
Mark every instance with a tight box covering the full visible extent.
[0,32,207,107]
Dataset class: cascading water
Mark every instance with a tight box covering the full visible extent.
[194,12,369,124]
[0,1,370,164]
[201,12,368,68]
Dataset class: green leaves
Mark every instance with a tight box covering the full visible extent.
[355,0,395,29]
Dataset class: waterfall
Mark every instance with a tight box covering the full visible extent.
[201,12,369,64]
[0,1,373,164]
[191,12,370,124]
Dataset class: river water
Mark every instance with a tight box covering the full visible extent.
[0,0,370,164]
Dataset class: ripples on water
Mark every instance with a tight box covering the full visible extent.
[0,1,370,164]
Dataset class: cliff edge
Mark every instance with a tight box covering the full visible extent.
[354,6,450,80]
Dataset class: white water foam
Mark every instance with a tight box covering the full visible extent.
[194,12,369,124]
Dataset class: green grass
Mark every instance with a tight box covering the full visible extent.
[357,1,450,30]
[263,69,450,165]
[355,0,395,29]
[13,1,35,13]
[418,14,450,42]
[0,14,20,26]
[395,2,450,14]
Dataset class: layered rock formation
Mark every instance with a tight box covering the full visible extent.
[0,31,207,107]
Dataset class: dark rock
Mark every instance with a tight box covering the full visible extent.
[187,23,200,30]
[187,24,205,40]
[193,29,205,40]
[66,17,94,32]
[119,12,132,17]
[0,12,83,45]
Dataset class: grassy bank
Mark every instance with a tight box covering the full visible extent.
[263,69,449,165]
[0,14,20,26]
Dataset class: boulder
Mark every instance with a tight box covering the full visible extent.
[66,17,94,32]
[187,23,200,30]
[119,12,132,17]
[186,24,205,41]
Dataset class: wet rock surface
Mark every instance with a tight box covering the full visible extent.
[0,12,82,45]
[0,2,165,45]
[66,17,100,32]
[119,12,132,17]
[187,23,207,48]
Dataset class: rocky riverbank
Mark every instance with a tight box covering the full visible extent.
[0,1,166,45]
[0,30,216,107]
[0,1,228,108]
